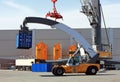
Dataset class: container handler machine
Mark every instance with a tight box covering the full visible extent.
[17,0,114,75]
[20,17,100,75]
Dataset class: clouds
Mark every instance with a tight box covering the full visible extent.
[0,0,40,29]
[3,1,30,12]
[59,3,120,28]
[101,0,120,5]
[59,9,90,28]
[2,0,35,14]
[102,4,120,27]
[0,0,120,29]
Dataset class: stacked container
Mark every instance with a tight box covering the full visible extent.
[69,44,77,57]
[36,42,47,60]
[32,63,52,72]
[16,30,32,49]
[53,42,62,60]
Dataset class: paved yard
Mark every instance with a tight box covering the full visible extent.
[0,70,120,82]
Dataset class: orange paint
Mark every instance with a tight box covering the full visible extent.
[36,42,47,60]
[53,42,62,60]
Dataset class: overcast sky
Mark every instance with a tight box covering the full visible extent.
[0,0,120,29]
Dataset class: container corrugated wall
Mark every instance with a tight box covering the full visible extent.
[53,42,62,60]
[16,31,32,49]
[69,44,77,57]
[32,63,52,72]
[36,42,47,60]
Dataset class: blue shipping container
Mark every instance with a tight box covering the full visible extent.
[16,34,19,48]
[16,30,32,49]
[32,63,53,72]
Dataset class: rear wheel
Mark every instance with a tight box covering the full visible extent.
[86,66,98,75]
[52,67,57,75]
[52,67,64,76]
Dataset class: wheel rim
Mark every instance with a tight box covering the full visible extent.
[91,68,96,73]
[57,69,63,74]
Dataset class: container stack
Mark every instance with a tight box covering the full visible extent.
[16,30,32,49]
[53,42,62,60]
[36,42,47,60]
[69,44,77,57]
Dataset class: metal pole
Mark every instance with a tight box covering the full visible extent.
[91,0,101,51]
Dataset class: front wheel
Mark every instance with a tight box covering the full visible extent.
[52,67,64,76]
[86,66,98,75]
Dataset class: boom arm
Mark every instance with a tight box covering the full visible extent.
[22,17,99,63]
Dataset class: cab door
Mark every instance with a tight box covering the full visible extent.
[66,56,81,73]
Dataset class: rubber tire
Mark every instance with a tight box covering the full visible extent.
[52,67,57,75]
[86,66,98,75]
[52,67,64,76]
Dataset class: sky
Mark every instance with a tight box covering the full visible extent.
[0,0,120,30]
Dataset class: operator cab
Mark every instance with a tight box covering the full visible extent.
[66,45,88,66]
[67,55,81,66]
[66,46,82,66]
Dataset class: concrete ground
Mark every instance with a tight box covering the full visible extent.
[0,70,120,82]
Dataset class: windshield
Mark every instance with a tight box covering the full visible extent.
[67,55,81,66]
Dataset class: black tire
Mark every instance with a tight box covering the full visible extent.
[86,66,98,75]
[52,67,57,75]
[52,67,64,76]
